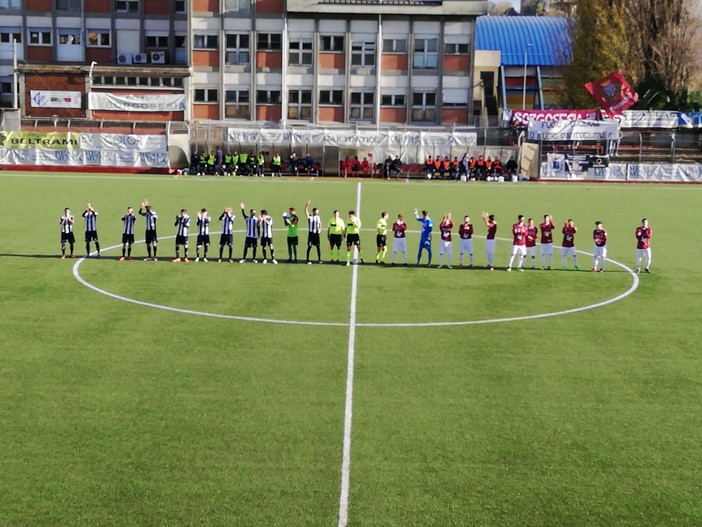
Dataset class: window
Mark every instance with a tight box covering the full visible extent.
[381,94,405,107]
[320,35,344,52]
[319,89,342,105]
[87,30,110,47]
[0,80,12,94]
[443,88,467,107]
[0,0,20,8]
[257,33,281,51]
[116,0,139,13]
[256,90,281,105]
[350,92,374,121]
[57,0,81,9]
[58,31,81,46]
[194,34,218,49]
[194,88,218,103]
[224,0,250,12]
[28,30,52,46]
[225,89,250,119]
[0,30,21,44]
[445,42,469,54]
[225,33,250,65]
[175,35,186,48]
[174,0,186,13]
[145,35,169,48]
[382,38,406,53]
[289,38,312,66]
[411,92,436,122]
[413,38,438,69]
[351,41,375,67]
[288,89,312,120]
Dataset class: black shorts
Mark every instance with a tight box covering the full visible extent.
[347,233,360,246]
[175,235,188,245]
[376,234,387,247]
[85,230,98,242]
[307,232,320,247]
[122,234,135,244]
[61,232,75,244]
[220,234,233,246]
[287,236,298,246]
[245,236,257,248]
[261,237,273,247]
[329,233,343,248]
[145,230,158,244]
[197,234,210,245]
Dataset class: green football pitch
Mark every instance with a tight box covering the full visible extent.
[0,172,700,526]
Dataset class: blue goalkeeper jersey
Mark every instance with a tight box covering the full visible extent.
[417,216,433,242]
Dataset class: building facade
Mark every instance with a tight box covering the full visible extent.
[1,0,487,126]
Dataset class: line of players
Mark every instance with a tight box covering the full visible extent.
[58,202,653,273]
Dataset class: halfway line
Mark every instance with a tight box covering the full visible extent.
[338,181,361,527]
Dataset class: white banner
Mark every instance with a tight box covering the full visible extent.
[79,133,167,152]
[603,110,678,129]
[528,120,620,141]
[504,109,599,127]
[627,163,702,182]
[89,92,186,112]
[30,90,82,109]
[0,148,169,168]
[227,127,478,148]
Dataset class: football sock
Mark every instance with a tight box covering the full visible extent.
[204,244,208,258]
[316,246,321,261]
[271,248,275,260]
[122,246,126,257]
[306,246,312,261]
[147,246,152,257]
[219,246,224,259]
[263,248,268,259]
[61,243,66,255]
[153,246,158,258]
[252,248,257,260]
[70,243,74,255]
[197,246,201,258]
[381,248,387,261]
[242,248,248,259]
[347,250,351,263]
[85,243,90,255]
[95,242,100,255]
[184,247,188,258]
[127,245,132,257]
[175,247,180,258]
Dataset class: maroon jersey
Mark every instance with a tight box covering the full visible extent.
[392,221,407,238]
[512,222,527,246]
[593,228,607,247]
[635,227,651,249]
[459,222,473,239]
[486,221,497,240]
[526,226,538,247]
[540,220,554,244]
[439,219,454,242]
[562,225,577,247]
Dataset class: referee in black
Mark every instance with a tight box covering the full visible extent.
[304,199,323,264]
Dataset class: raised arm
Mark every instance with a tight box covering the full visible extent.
[304,199,311,218]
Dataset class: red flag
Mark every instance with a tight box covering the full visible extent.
[584,70,639,116]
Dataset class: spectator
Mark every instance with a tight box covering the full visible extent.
[361,157,371,176]
[289,152,299,176]
[425,155,435,179]
[506,156,518,176]
[215,146,223,176]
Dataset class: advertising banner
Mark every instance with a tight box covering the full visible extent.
[528,120,619,142]
[0,131,78,149]
[30,90,82,109]
[677,112,702,129]
[79,133,167,152]
[603,110,678,129]
[504,109,599,127]
[89,92,186,112]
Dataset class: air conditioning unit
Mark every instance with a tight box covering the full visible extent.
[133,53,148,64]
[117,53,132,65]
[150,51,166,64]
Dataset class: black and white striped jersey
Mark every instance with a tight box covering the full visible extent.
[260,216,273,238]
[197,215,211,236]
[60,215,74,233]
[219,212,234,234]
[122,213,136,235]
[139,208,158,230]
[175,215,190,237]
[245,216,259,238]
[307,214,322,234]
[82,210,98,231]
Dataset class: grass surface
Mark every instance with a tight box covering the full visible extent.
[0,172,700,526]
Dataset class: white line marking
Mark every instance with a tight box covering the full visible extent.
[338,181,361,527]
[72,238,639,327]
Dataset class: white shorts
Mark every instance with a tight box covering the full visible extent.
[561,246,576,257]
[459,238,474,254]
[439,240,453,254]
[593,245,607,258]
[526,246,537,257]
[510,245,526,256]
[540,243,553,255]
[485,239,496,255]
[393,237,407,252]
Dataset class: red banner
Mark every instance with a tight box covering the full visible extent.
[506,109,599,127]
[584,70,638,116]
